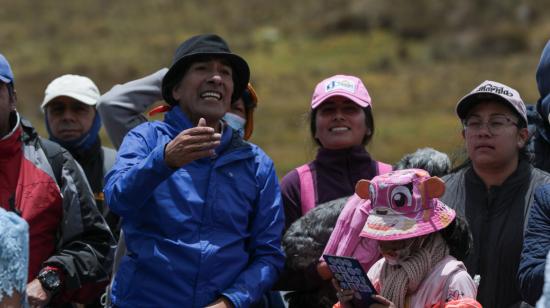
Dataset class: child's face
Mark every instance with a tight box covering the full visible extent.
[378,236,427,265]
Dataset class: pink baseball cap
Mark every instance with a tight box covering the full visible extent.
[311,75,372,109]
[357,169,456,241]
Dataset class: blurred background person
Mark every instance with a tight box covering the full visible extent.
[441,80,550,307]
[276,74,392,308]
[393,147,451,177]
[41,74,119,239]
[221,82,258,140]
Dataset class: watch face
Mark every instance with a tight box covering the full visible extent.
[39,270,61,292]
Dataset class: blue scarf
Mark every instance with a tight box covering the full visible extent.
[46,111,102,152]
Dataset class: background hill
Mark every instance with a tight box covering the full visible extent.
[2,0,550,176]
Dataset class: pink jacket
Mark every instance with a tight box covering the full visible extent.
[368,255,477,308]
[322,194,381,272]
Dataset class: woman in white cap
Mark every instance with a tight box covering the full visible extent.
[441,80,550,307]
[277,75,392,307]
[335,169,478,308]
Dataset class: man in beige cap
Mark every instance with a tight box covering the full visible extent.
[41,74,119,235]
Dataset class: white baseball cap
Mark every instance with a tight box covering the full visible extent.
[41,74,100,110]
[456,80,527,124]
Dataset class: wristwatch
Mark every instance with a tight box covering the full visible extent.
[37,268,62,294]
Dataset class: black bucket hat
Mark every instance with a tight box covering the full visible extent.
[162,34,250,105]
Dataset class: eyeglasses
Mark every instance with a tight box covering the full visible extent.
[462,115,519,135]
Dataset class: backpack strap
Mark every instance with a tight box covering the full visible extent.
[296,164,316,215]
[297,161,392,216]
[102,146,117,175]
[39,137,65,187]
[376,161,393,175]
[523,168,550,234]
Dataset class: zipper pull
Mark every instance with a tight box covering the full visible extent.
[9,194,21,216]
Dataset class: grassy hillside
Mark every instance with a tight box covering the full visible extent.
[2,0,550,176]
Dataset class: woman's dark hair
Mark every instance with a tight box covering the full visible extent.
[393,148,452,177]
[439,214,473,261]
[309,106,374,147]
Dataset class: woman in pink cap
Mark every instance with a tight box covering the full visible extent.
[277,75,392,307]
[334,169,478,308]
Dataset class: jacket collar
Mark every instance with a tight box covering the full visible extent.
[164,106,195,136]
[466,159,532,190]
[315,145,373,168]
[1,111,20,141]
[0,112,21,159]
[68,137,102,163]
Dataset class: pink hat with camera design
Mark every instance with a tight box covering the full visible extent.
[357,168,456,241]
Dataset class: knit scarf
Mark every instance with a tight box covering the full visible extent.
[379,233,449,308]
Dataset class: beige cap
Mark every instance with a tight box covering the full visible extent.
[41,74,100,110]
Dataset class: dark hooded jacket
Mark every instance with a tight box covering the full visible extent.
[532,40,550,172]
[518,39,550,306]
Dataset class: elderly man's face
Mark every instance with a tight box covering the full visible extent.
[172,58,233,126]
[0,82,15,137]
[46,97,96,141]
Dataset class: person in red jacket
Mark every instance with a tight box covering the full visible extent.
[0,53,114,307]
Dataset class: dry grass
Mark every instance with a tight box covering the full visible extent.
[1,0,548,177]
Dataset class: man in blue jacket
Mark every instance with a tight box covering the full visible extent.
[103,34,285,308]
